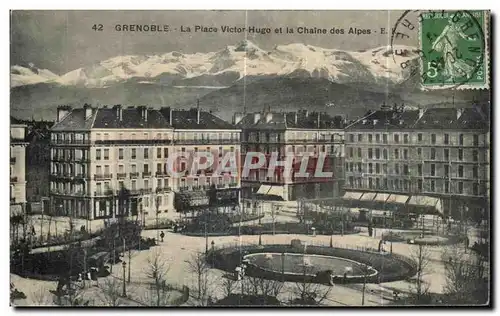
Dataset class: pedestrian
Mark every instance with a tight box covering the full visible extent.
[465,236,470,252]
[160,231,165,242]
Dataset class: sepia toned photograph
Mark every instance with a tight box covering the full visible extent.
[9,9,491,307]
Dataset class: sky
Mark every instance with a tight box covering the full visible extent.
[10,10,414,74]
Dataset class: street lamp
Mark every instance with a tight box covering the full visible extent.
[121,261,127,297]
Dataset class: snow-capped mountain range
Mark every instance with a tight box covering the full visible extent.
[11,40,419,88]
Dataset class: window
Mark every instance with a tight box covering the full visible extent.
[418,179,423,191]
[473,135,479,146]
[383,149,388,159]
[403,149,408,160]
[375,163,380,174]
[96,165,102,175]
[403,164,409,175]
[357,134,362,142]
[459,134,464,145]
[157,148,161,159]
[96,183,102,194]
[368,148,373,159]
[417,148,422,158]
[395,164,399,175]
[383,164,388,174]
[368,134,373,143]
[357,163,362,172]
[368,163,373,173]
[403,134,409,144]
[458,165,464,177]
[394,134,399,143]
[376,178,380,189]
[473,166,478,178]
[118,165,124,173]
[144,164,149,173]
[383,134,388,144]
[431,180,435,192]
[119,148,124,160]
[144,148,149,159]
[444,165,449,177]
[473,183,479,195]
[131,180,137,190]
[431,148,436,160]
[144,179,149,189]
[458,182,464,194]
[431,164,436,176]
[164,148,169,158]
[357,148,362,158]
[444,149,449,161]
[131,148,136,159]
[418,133,423,142]
[348,148,354,158]
[376,134,380,143]
[394,149,399,159]
[458,149,463,161]
[104,165,110,175]
[444,134,449,144]
[375,148,380,159]
[96,149,101,160]
[431,134,436,144]
[473,150,478,162]
[418,164,422,176]
[131,164,137,173]
[349,134,354,142]
[368,178,373,189]
[157,179,162,188]
[104,149,109,160]
[445,182,449,193]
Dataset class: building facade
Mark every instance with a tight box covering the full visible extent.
[10,117,28,215]
[49,104,241,221]
[344,105,490,218]
[236,110,345,202]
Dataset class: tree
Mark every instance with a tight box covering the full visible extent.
[290,264,331,306]
[442,244,489,305]
[222,277,237,298]
[144,249,171,306]
[187,252,211,306]
[270,205,278,235]
[98,278,122,307]
[242,276,284,300]
[409,244,432,303]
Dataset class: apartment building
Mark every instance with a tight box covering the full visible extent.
[50,104,241,221]
[235,109,345,202]
[10,117,28,215]
[344,105,490,219]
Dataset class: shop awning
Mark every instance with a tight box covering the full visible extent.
[386,194,410,204]
[257,185,272,195]
[373,193,390,203]
[408,195,440,207]
[342,191,363,200]
[268,186,284,198]
[360,192,376,201]
[371,209,392,217]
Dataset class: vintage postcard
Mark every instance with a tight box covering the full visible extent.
[10,10,491,307]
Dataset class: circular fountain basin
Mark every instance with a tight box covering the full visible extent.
[243,252,378,278]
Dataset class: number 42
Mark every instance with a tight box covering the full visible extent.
[92,24,103,31]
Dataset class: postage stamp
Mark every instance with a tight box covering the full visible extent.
[419,10,489,90]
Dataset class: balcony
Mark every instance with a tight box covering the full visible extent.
[156,187,172,193]
[10,177,18,183]
[142,172,152,178]
[51,139,91,146]
[117,173,127,179]
[216,184,225,189]
[10,157,16,164]
[155,172,168,178]
[229,183,238,188]
[51,190,87,197]
[173,139,239,145]
[192,185,202,191]
[94,190,114,197]
[130,172,139,179]
[94,174,112,181]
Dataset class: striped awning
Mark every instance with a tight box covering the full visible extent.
[360,192,376,201]
[342,191,363,200]
[268,186,284,198]
[386,194,410,204]
[408,195,440,207]
[257,185,272,195]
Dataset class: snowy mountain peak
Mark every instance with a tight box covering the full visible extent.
[11,43,419,88]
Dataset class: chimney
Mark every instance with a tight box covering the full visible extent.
[317,112,321,128]
[456,108,464,119]
[57,105,72,122]
[294,112,298,124]
[139,106,147,122]
[418,108,425,119]
[265,112,273,123]
[196,100,200,124]
[305,110,309,118]
[233,112,244,125]
[83,103,92,120]
[253,113,261,124]
[114,104,123,121]
[169,107,173,125]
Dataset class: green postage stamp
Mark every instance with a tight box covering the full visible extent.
[420,10,489,89]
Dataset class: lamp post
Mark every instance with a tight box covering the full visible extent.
[121,261,127,297]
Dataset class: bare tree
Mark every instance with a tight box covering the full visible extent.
[409,244,432,303]
[29,287,53,306]
[144,249,171,306]
[222,277,237,298]
[270,205,278,235]
[290,265,331,306]
[243,276,284,299]
[98,278,122,307]
[442,244,489,305]
[359,263,372,306]
[186,252,211,306]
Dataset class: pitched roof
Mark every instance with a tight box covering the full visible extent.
[92,108,171,129]
[51,109,97,131]
[160,108,237,130]
[237,112,344,130]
